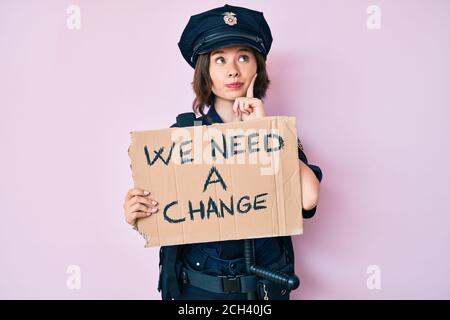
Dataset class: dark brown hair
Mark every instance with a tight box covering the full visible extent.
[191,48,270,119]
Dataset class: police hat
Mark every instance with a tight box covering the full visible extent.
[178,4,273,69]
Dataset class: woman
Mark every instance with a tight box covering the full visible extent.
[123,4,322,300]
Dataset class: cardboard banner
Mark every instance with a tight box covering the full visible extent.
[128,116,303,247]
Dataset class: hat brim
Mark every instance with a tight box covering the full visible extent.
[194,37,265,66]
[197,40,264,55]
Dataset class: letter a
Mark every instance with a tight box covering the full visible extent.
[203,166,227,192]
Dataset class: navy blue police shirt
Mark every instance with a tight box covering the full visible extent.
[170,105,323,261]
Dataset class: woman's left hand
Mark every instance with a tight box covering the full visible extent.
[233,73,266,121]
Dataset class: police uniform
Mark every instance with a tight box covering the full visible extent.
[158,4,323,300]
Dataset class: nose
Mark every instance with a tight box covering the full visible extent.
[228,69,239,78]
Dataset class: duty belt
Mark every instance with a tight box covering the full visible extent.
[181,268,258,294]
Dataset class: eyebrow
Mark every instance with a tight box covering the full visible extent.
[211,48,251,56]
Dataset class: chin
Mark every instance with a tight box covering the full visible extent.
[228,91,244,98]
[216,94,236,101]
[216,91,243,101]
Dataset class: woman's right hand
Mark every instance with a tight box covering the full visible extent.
[123,188,159,227]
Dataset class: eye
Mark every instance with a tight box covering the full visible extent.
[215,57,225,64]
[239,55,249,62]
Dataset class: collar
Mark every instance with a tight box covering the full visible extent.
[205,105,224,124]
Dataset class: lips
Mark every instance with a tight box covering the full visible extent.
[225,82,243,89]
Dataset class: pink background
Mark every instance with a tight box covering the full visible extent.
[1,0,449,299]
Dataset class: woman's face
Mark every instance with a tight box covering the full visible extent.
[209,45,257,101]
